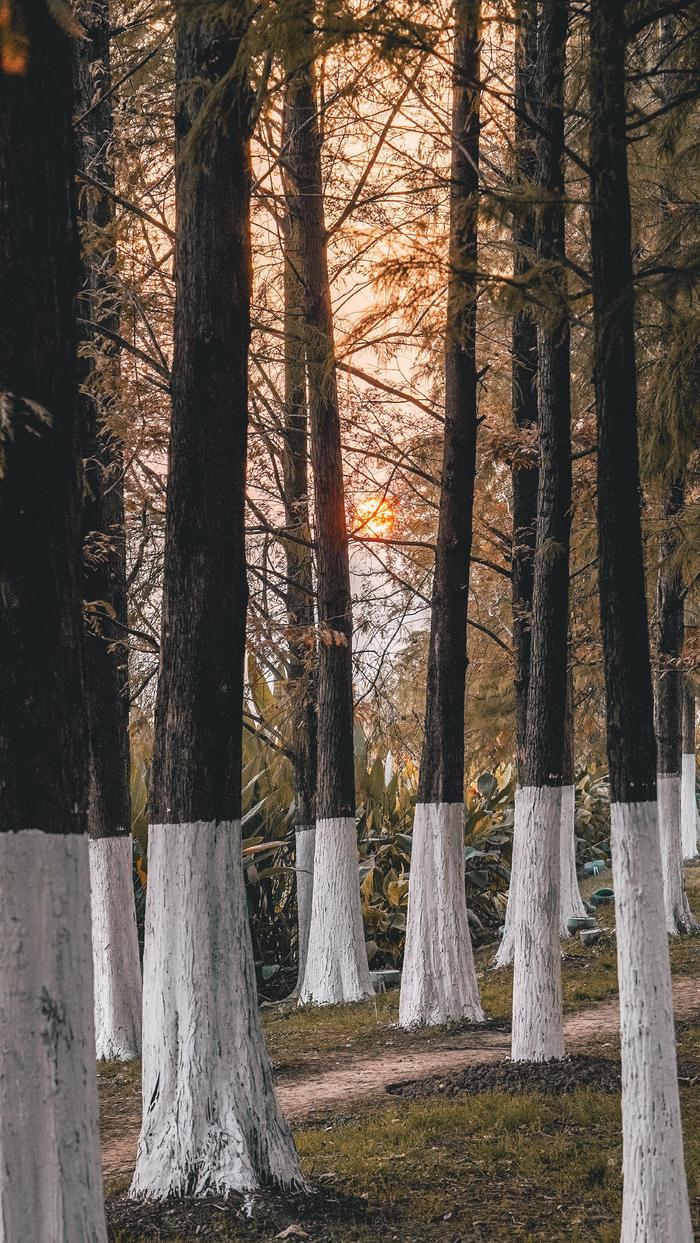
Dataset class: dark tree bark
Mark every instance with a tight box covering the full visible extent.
[419,0,481,806]
[521,0,571,790]
[589,0,657,805]
[656,478,684,777]
[281,81,317,831]
[75,0,131,840]
[511,0,539,775]
[150,12,252,825]
[0,3,86,835]
[283,17,354,821]
[0,6,107,1235]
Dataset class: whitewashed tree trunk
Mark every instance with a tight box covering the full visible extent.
[559,783,586,933]
[511,786,565,1061]
[680,753,699,859]
[130,822,301,1198]
[657,774,697,934]
[611,802,693,1242]
[295,825,315,990]
[89,835,142,1061]
[299,818,372,1006]
[0,832,106,1242]
[399,803,485,1028]
[494,786,524,967]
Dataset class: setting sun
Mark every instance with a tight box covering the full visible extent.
[353,495,396,539]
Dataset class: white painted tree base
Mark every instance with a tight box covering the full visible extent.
[611,801,693,1243]
[497,784,584,966]
[680,753,699,860]
[299,817,373,1006]
[559,783,587,934]
[130,821,301,1199]
[511,786,565,1062]
[295,825,315,991]
[399,803,485,1029]
[494,786,525,968]
[657,774,697,935]
[89,834,142,1061]
[0,831,107,1242]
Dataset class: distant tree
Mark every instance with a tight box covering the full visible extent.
[129,0,300,1197]
[0,3,107,1237]
[75,0,142,1061]
[681,680,699,858]
[280,72,318,984]
[589,0,693,1236]
[511,0,570,1063]
[399,0,485,1028]
[284,2,373,1006]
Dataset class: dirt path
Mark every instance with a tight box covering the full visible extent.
[101,973,700,1186]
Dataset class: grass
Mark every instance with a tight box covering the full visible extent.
[105,867,700,1240]
[110,1068,700,1241]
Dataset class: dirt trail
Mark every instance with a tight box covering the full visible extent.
[101,973,700,1185]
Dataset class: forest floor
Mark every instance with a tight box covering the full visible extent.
[105,868,700,1242]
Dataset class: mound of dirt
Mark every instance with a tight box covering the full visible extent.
[106,1185,372,1241]
[386,1054,622,1100]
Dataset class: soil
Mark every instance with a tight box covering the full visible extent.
[100,972,700,1189]
[386,1053,623,1099]
[106,1186,373,1241]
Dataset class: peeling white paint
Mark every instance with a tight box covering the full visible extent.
[295,825,315,992]
[89,834,142,1061]
[0,831,107,1242]
[130,821,302,1199]
[399,802,484,1028]
[299,817,373,1006]
[559,784,587,934]
[657,774,697,934]
[611,800,693,1243]
[511,786,565,1062]
[680,753,699,860]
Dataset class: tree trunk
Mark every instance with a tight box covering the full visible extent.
[655,479,696,930]
[75,0,142,1062]
[511,0,570,1063]
[560,662,586,932]
[681,681,699,859]
[130,4,300,1197]
[496,0,539,972]
[0,5,106,1237]
[399,0,485,1028]
[511,0,539,774]
[281,85,318,987]
[284,7,372,1006]
[589,2,693,1237]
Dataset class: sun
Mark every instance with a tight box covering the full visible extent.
[353,495,396,539]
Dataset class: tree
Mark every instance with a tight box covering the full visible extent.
[0,3,107,1237]
[284,4,373,1006]
[511,0,570,1063]
[75,0,142,1061]
[281,75,318,985]
[399,0,485,1028]
[589,0,693,1236]
[681,681,699,858]
[129,2,301,1196]
[655,480,697,930]
[510,0,539,773]
[496,0,539,972]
